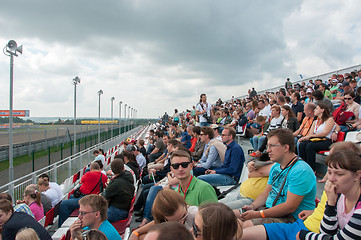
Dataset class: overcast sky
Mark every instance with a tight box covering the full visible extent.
[1,0,361,119]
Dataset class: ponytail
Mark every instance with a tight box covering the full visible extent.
[24,189,42,206]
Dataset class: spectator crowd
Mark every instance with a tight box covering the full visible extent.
[1,69,361,240]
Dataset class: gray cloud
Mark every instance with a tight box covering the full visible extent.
[0,0,360,118]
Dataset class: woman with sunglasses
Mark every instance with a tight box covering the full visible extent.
[339,91,360,132]
[296,150,361,240]
[298,103,336,171]
[130,189,198,240]
[192,202,242,240]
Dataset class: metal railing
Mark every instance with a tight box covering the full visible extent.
[236,64,361,99]
[0,125,148,201]
[0,123,133,161]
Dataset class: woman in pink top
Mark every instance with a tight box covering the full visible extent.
[24,188,44,221]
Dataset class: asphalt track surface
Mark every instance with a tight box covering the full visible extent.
[0,125,106,147]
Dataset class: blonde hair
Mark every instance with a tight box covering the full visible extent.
[15,228,40,240]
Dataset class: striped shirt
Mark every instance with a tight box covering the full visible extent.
[299,196,361,240]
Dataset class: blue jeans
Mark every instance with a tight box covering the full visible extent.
[253,136,266,151]
[200,122,210,127]
[134,183,154,210]
[339,125,350,133]
[143,185,163,221]
[107,206,128,223]
[58,194,83,227]
[197,174,237,186]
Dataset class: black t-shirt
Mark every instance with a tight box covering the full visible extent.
[291,101,304,120]
[139,147,147,158]
[2,212,52,240]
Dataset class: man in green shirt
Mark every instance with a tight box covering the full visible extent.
[319,83,333,100]
[171,150,218,206]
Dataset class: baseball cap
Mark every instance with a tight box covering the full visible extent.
[210,124,219,129]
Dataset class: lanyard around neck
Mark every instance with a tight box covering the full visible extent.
[179,175,193,199]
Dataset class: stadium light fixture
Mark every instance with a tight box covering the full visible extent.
[3,40,23,199]
[72,76,80,155]
[97,90,103,144]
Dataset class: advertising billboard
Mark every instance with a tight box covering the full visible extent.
[0,110,30,117]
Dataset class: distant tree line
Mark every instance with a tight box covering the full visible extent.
[0,117,34,124]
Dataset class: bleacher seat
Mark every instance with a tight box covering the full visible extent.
[72,171,80,184]
[317,131,345,155]
[111,196,136,237]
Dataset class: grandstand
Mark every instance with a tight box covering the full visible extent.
[1,64,361,240]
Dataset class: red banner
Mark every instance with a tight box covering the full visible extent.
[0,110,30,117]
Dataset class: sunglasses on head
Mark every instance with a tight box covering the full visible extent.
[171,162,191,169]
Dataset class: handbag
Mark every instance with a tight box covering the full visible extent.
[73,187,84,198]
[332,101,355,125]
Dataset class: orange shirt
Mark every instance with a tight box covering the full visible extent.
[299,117,315,136]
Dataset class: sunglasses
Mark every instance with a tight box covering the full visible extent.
[344,97,352,100]
[192,218,202,237]
[171,162,191,169]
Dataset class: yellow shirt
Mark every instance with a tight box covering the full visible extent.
[239,177,268,200]
[303,191,327,233]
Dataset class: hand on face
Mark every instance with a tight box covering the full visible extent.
[324,180,337,206]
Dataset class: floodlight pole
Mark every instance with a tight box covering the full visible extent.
[4,40,22,200]
[119,101,122,135]
[110,97,115,138]
[124,104,127,131]
[9,53,14,196]
[72,76,80,155]
[98,90,103,144]
[128,106,131,131]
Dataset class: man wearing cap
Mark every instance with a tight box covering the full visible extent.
[330,79,339,98]
[335,81,351,100]
[305,88,314,103]
[210,124,222,141]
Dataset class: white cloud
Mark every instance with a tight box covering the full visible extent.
[0,0,360,119]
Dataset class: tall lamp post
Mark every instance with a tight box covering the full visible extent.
[72,76,80,154]
[97,90,103,144]
[119,101,122,135]
[124,104,127,131]
[128,105,131,131]
[4,40,22,199]
[110,97,115,138]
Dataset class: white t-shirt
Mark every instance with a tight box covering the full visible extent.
[196,102,212,123]
[95,154,106,166]
[259,107,271,121]
[45,182,63,207]
[136,153,146,169]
